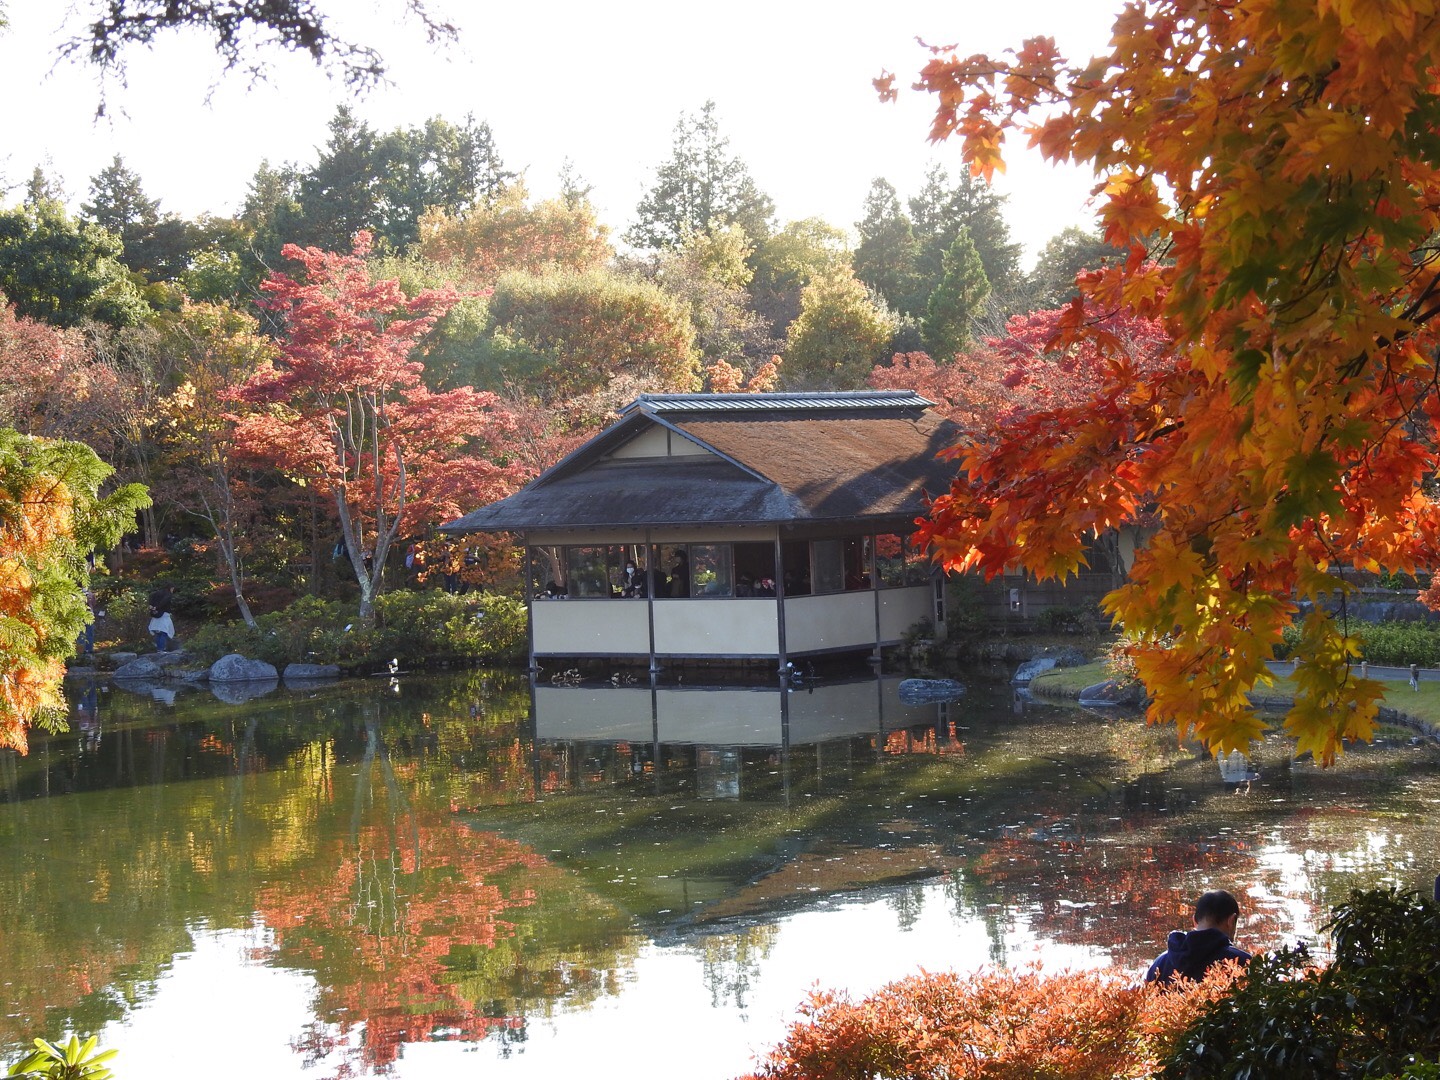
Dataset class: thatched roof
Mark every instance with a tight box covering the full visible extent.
[442,391,961,534]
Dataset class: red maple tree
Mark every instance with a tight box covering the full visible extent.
[871,300,1170,430]
[237,234,522,618]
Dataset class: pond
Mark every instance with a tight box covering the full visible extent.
[3,667,1439,1080]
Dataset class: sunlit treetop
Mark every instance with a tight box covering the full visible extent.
[887,0,1440,761]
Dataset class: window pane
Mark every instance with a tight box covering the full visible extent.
[734,542,776,596]
[653,544,690,598]
[566,546,614,597]
[876,533,906,587]
[843,536,872,591]
[690,544,732,596]
[876,533,930,587]
[812,539,844,594]
[781,540,811,596]
[530,545,567,597]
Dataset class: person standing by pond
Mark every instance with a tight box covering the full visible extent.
[1145,889,1251,984]
[148,587,175,653]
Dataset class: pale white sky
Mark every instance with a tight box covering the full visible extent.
[0,0,1121,268]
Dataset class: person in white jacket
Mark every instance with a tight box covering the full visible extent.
[148,588,175,652]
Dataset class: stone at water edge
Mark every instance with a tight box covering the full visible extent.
[1012,657,1057,684]
[283,663,341,680]
[1077,679,1145,707]
[210,678,279,705]
[209,653,280,682]
[898,678,967,704]
[113,657,165,681]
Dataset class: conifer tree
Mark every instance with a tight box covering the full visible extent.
[921,229,990,360]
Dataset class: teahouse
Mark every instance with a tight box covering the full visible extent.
[442,391,961,670]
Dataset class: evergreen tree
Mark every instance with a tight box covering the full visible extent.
[79,154,197,279]
[82,155,159,242]
[853,178,922,315]
[921,228,990,360]
[627,100,775,250]
[23,166,66,207]
[909,164,1021,298]
[1024,226,1124,311]
[0,199,149,327]
[295,105,381,251]
[373,114,512,250]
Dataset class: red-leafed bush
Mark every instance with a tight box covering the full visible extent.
[742,962,1240,1080]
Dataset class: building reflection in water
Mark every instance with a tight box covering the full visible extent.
[529,674,957,803]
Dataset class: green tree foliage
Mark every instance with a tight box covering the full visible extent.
[909,164,1021,300]
[482,268,699,410]
[627,100,775,250]
[294,105,381,253]
[648,224,779,369]
[750,217,851,336]
[81,154,195,280]
[854,177,922,315]
[0,199,149,327]
[0,428,150,752]
[374,114,512,250]
[921,228,990,359]
[22,167,66,207]
[782,267,895,390]
[272,108,513,255]
[1161,889,1440,1079]
[1024,226,1124,311]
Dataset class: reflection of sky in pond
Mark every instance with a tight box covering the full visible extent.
[106,879,1114,1080]
[3,669,1437,1080]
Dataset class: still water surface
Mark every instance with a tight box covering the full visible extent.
[3,668,1439,1079]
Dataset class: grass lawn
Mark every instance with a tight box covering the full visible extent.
[1027,662,1108,698]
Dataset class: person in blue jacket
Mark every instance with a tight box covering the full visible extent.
[1145,889,1252,984]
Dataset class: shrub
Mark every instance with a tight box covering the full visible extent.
[185,590,528,670]
[99,586,151,650]
[1278,620,1440,666]
[1378,1061,1440,1080]
[743,964,1238,1080]
[1159,889,1440,1079]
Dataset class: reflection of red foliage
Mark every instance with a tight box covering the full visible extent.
[883,725,966,756]
[254,816,548,1075]
[965,820,1292,967]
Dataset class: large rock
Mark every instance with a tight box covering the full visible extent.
[113,657,165,681]
[210,678,278,705]
[1012,657,1057,684]
[209,653,279,682]
[1078,678,1145,707]
[284,662,341,681]
[151,650,191,667]
[898,678,967,704]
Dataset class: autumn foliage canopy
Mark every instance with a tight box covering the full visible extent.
[238,234,520,617]
[891,0,1440,760]
[0,429,148,752]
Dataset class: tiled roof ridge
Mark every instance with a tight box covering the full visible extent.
[623,390,933,415]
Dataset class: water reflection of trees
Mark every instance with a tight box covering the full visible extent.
[700,924,780,1013]
[2,672,1437,1069]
